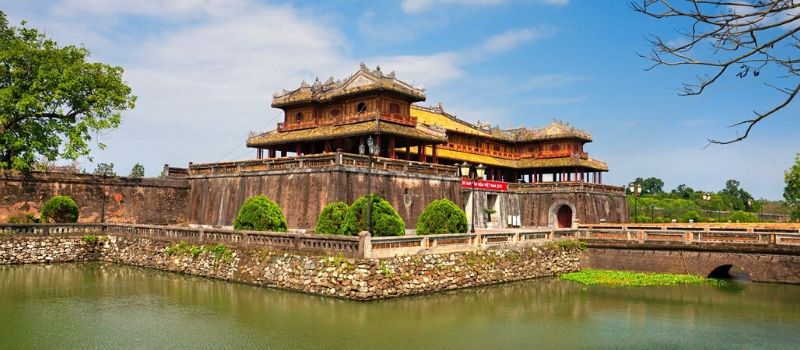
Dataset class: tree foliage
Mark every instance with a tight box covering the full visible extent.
[315,202,349,235]
[129,163,145,179]
[40,195,79,223]
[631,177,665,195]
[633,0,800,144]
[341,195,405,237]
[785,153,800,220]
[233,195,287,232]
[416,198,468,235]
[93,163,115,177]
[0,11,136,170]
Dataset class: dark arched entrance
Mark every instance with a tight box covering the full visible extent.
[557,205,573,228]
[708,264,752,281]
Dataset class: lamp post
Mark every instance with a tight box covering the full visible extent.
[628,182,642,221]
[702,192,711,218]
[459,162,485,233]
[359,136,379,234]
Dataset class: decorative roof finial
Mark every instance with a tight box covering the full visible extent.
[359,62,368,71]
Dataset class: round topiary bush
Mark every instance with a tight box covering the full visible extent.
[233,195,287,232]
[416,199,468,235]
[315,202,349,234]
[40,195,79,223]
[341,195,404,236]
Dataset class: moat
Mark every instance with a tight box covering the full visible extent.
[2,263,798,349]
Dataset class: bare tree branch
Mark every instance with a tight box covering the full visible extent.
[633,0,800,144]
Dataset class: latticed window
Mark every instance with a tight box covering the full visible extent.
[389,103,400,114]
[356,102,367,113]
[295,112,304,122]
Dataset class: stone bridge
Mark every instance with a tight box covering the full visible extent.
[577,226,800,284]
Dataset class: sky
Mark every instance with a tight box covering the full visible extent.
[4,0,799,199]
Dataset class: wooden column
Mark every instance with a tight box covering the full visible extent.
[432,144,438,163]
[324,140,332,153]
[405,146,411,160]
[599,172,602,184]
[375,134,381,157]
[418,145,426,163]
[389,136,396,159]
[268,147,276,158]
[295,143,302,156]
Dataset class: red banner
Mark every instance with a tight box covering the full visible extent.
[461,179,508,191]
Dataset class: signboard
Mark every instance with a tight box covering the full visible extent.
[461,179,508,191]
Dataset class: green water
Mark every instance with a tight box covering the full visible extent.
[1,264,798,349]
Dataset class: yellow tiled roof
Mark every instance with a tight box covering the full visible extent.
[403,147,608,171]
[246,120,447,147]
[411,105,592,142]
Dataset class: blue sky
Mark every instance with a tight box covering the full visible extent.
[5,0,799,199]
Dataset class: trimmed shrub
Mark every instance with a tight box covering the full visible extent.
[341,195,404,236]
[40,196,79,223]
[416,199,468,235]
[315,202,349,234]
[233,195,287,232]
[726,210,759,223]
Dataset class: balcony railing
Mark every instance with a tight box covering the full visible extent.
[508,181,625,194]
[277,112,417,132]
[188,152,458,177]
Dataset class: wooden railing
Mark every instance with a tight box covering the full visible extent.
[188,152,458,177]
[508,182,625,194]
[277,112,417,132]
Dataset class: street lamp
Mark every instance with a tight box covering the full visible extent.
[459,162,485,233]
[359,136,379,234]
[628,182,642,221]
[702,192,711,218]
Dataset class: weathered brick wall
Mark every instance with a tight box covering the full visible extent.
[583,247,800,284]
[186,167,462,229]
[0,171,189,224]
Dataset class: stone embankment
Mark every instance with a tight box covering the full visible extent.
[0,234,581,300]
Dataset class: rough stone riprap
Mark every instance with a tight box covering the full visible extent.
[0,236,99,264]
[100,235,581,300]
[0,234,582,300]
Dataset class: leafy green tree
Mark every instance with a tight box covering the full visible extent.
[40,195,79,223]
[631,177,664,195]
[670,184,695,199]
[719,179,754,212]
[233,195,287,232]
[0,12,136,170]
[129,163,145,179]
[341,195,405,237]
[94,163,115,177]
[727,211,759,223]
[785,154,800,220]
[315,202,349,235]
[416,199,468,235]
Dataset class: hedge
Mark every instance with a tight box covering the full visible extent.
[315,202,349,234]
[233,195,287,232]
[341,195,404,236]
[40,196,79,223]
[726,210,759,223]
[416,199,468,235]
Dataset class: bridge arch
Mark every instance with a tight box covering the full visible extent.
[707,264,752,281]
[548,201,576,229]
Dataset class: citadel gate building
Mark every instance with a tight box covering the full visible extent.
[185,64,627,230]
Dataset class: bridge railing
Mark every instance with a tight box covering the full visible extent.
[577,228,800,247]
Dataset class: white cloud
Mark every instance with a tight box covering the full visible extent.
[400,0,568,14]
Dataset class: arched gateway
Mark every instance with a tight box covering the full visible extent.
[557,205,573,228]
[548,201,576,228]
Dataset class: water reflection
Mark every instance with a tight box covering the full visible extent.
[1,263,798,349]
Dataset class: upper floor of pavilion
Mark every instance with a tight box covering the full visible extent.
[246,64,608,174]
